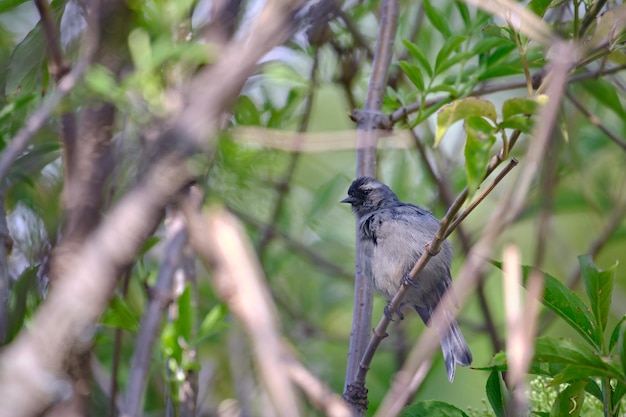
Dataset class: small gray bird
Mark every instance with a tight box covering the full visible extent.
[341,176,472,382]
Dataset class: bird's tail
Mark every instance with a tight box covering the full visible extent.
[439,310,472,382]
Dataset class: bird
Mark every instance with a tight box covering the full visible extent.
[341,176,472,382]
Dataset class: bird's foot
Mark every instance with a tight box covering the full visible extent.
[384,303,404,321]
[402,273,419,289]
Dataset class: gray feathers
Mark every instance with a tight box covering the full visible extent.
[342,176,472,382]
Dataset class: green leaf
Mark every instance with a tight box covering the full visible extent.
[609,316,626,352]
[482,25,516,43]
[497,116,534,134]
[128,28,153,72]
[5,20,46,94]
[6,266,40,343]
[502,96,547,120]
[402,40,433,77]
[436,97,497,145]
[234,95,262,126]
[412,96,453,127]
[435,35,467,74]
[400,400,469,417]
[477,65,524,81]
[550,381,586,417]
[197,304,228,342]
[613,382,626,411]
[423,0,452,37]
[579,255,616,336]
[455,1,471,27]
[464,115,496,194]
[101,295,141,332]
[472,37,511,56]
[399,61,424,91]
[176,284,194,343]
[585,379,603,402]
[529,0,552,18]
[84,65,122,101]
[0,0,30,13]
[486,370,507,417]
[619,321,626,378]
[578,79,626,118]
[534,337,623,380]
[491,262,602,349]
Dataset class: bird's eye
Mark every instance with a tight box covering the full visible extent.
[361,188,371,195]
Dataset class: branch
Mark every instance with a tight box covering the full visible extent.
[0,191,11,344]
[345,0,400,406]
[182,205,300,417]
[258,48,320,253]
[565,90,626,152]
[122,211,189,417]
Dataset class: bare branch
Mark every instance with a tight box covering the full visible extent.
[122,212,189,417]
[565,90,626,152]
[182,206,301,417]
[345,0,400,405]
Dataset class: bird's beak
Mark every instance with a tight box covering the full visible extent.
[341,196,356,204]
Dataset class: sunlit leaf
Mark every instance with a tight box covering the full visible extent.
[464,115,496,194]
[436,97,497,145]
[502,96,546,120]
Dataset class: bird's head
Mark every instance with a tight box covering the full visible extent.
[341,177,399,217]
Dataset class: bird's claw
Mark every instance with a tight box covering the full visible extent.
[402,273,419,289]
[384,303,404,321]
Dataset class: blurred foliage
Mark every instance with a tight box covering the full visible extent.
[0,0,626,416]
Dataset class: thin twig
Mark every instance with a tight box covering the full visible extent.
[34,0,69,80]
[110,269,132,417]
[445,159,520,239]
[122,212,189,417]
[258,48,320,253]
[565,90,626,152]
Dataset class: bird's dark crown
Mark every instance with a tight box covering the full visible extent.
[343,177,399,216]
